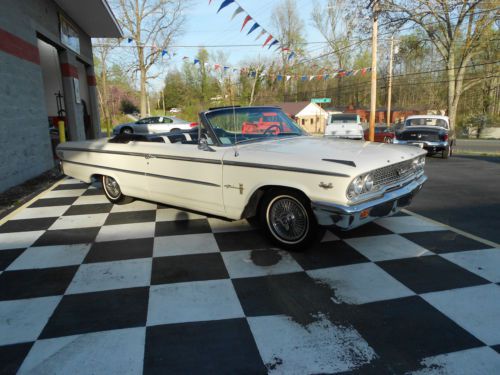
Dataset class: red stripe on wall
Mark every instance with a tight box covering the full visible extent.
[0,28,40,65]
[87,75,97,86]
[60,63,78,78]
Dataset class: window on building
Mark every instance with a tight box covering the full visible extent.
[301,119,305,125]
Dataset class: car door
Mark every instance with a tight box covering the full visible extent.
[134,118,154,133]
[147,117,173,134]
[145,142,225,215]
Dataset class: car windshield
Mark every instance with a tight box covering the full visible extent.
[330,114,358,123]
[205,107,306,145]
[405,118,449,128]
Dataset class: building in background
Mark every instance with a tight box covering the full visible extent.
[0,0,122,192]
[278,101,328,134]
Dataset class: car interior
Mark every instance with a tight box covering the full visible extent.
[109,128,199,145]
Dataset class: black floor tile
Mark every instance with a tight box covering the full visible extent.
[402,230,492,254]
[39,287,149,339]
[32,227,100,246]
[28,197,78,208]
[0,266,78,300]
[63,203,113,216]
[52,182,89,190]
[0,342,34,375]
[232,272,336,322]
[332,222,393,239]
[144,319,266,375]
[345,296,484,372]
[377,255,490,294]
[0,249,24,271]
[84,238,154,263]
[291,240,369,270]
[81,188,104,196]
[104,210,156,226]
[214,230,273,252]
[151,253,229,285]
[155,219,211,237]
[491,344,500,354]
[0,217,58,233]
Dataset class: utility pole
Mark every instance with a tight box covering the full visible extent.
[368,0,379,142]
[160,90,166,115]
[387,35,394,127]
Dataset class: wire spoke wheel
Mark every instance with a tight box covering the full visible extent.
[267,196,309,244]
[103,176,121,199]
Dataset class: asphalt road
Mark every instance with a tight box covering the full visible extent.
[409,154,500,244]
[455,139,500,154]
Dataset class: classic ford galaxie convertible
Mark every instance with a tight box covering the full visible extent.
[57,106,427,250]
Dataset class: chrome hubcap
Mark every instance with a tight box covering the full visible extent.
[104,177,120,198]
[268,196,308,243]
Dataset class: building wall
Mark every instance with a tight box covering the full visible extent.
[0,0,99,192]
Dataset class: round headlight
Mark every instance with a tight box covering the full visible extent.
[412,158,419,170]
[419,156,426,168]
[353,176,363,194]
[363,174,374,192]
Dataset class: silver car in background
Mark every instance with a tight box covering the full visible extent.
[324,113,364,140]
[113,116,197,135]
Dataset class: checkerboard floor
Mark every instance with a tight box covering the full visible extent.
[1,178,499,374]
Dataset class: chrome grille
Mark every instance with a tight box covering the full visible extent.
[373,159,415,188]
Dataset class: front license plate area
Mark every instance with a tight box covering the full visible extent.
[410,142,424,148]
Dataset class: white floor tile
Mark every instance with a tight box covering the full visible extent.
[409,346,500,375]
[58,178,84,185]
[376,215,446,234]
[72,195,110,205]
[222,249,303,279]
[208,218,253,233]
[422,284,500,346]
[18,327,145,375]
[155,207,205,221]
[442,248,500,283]
[153,233,219,257]
[66,259,151,294]
[49,213,108,230]
[95,222,155,242]
[248,315,376,374]
[0,231,45,251]
[307,262,415,304]
[147,279,244,326]
[7,244,90,270]
[0,296,61,346]
[111,200,157,213]
[346,234,433,262]
[10,206,70,220]
[43,189,86,198]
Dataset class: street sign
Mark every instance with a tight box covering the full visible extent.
[311,98,331,103]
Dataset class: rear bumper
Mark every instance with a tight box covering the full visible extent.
[394,139,448,152]
[311,174,427,230]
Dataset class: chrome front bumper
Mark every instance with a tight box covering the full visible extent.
[312,174,427,230]
[394,139,448,152]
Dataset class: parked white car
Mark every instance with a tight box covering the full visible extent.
[325,113,364,140]
[112,116,196,135]
[57,106,427,250]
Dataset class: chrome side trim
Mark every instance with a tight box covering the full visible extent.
[58,147,222,165]
[223,161,350,178]
[62,160,220,187]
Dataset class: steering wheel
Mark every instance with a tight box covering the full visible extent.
[263,125,281,135]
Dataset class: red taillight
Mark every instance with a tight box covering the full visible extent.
[190,122,199,128]
[441,133,448,141]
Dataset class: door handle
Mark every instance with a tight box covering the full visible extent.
[145,154,155,159]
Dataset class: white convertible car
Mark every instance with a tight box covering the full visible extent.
[57,106,427,250]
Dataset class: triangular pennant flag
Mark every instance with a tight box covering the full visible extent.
[268,40,279,49]
[193,59,200,65]
[250,71,256,78]
[217,0,234,13]
[231,6,244,20]
[127,37,133,43]
[331,72,338,78]
[286,75,291,81]
[287,52,295,61]
[182,56,189,60]
[316,75,323,80]
[352,69,359,76]
[255,29,267,41]
[241,15,252,32]
[281,47,290,52]
[161,50,168,57]
[324,74,329,80]
[301,75,307,81]
[223,66,229,71]
[277,74,283,81]
[361,68,367,76]
[259,72,266,77]
[309,75,315,81]
[247,22,260,35]
[214,64,221,70]
[262,35,273,47]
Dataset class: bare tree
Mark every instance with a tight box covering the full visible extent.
[115,0,185,117]
[381,0,499,129]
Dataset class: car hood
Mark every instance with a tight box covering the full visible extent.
[224,136,425,177]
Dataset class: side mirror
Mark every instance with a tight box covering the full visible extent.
[198,135,215,152]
